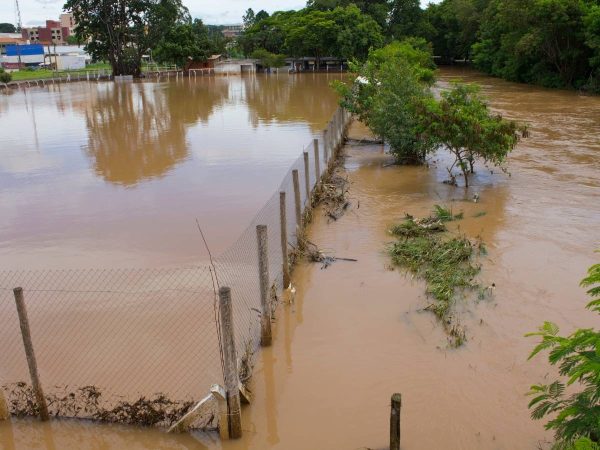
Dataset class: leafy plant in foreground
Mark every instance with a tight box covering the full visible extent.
[526,259,600,448]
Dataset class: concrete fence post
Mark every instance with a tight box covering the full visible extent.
[313,139,321,179]
[256,225,272,346]
[390,393,402,450]
[280,192,290,288]
[218,287,242,438]
[292,170,302,232]
[303,152,310,202]
[13,287,49,421]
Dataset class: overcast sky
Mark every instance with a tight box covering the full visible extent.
[0,0,308,27]
[1,0,435,27]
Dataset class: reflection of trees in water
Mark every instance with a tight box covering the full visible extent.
[83,79,229,186]
[243,74,342,131]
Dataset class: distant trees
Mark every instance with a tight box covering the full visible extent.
[239,5,383,62]
[250,49,286,70]
[0,23,16,33]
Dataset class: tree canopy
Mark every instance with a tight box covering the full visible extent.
[0,23,16,33]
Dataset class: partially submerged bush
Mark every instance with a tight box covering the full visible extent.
[0,69,11,83]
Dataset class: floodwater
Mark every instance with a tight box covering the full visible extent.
[0,73,342,269]
[1,67,600,449]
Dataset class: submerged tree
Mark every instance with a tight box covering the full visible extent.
[423,83,527,187]
[63,0,190,76]
[526,260,600,449]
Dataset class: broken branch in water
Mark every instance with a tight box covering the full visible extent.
[289,237,357,269]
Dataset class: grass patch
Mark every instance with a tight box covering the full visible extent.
[10,63,111,81]
[473,211,487,218]
[388,206,484,347]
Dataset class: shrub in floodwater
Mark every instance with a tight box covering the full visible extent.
[388,206,483,346]
[526,259,600,449]
[0,69,11,84]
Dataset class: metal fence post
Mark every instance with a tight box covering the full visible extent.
[13,287,49,421]
[256,225,272,346]
[303,151,310,202]
[218,287,242,438]
[292,169,302,232]
[390,393,401,450]
[313,139,321,179]
[280,192,290,288]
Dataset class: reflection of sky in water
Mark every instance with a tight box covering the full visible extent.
[0,74,342,268]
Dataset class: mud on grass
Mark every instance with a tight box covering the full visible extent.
[389,206,486,347]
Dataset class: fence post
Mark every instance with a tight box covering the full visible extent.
[13,287,49,421]
[0,388,8,420]
[323,129,329,165]
[280,192,290,288]
[292,169,301,231]
[313,139,321,179]
[303,152,310,202]
[390,393,401,450]
[256,225,272,346]
[218,287,242,438]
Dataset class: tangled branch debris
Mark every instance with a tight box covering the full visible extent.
[3,382,206,428]
[388,205,486,347]
[290,236,356,269]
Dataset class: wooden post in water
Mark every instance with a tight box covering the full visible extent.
[256,225,272,346]
[323,129,329,165]
[218,287,242,438]
[313,139,321,180]
[292,169,302,231]
[13,287,49,421]
[390,393,401,450]
[303,152,310,202]
[280,192,290,288]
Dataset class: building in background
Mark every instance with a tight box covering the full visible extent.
[221,25,243,39]
[1,44,44,70]
[60,13,76,35]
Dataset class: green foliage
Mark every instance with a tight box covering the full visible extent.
[526,259,600,447]
[250,49,286,69]
[63,0,190,76]
[0,23,17,33]
[422,82,527,187]
[239,6,383,62]
[335,40,437,164]
[154,19,214,67]
[0,68,12,84]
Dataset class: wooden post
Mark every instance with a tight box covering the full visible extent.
[280,192,290,288]
[303,151,310,202]
[390,393,401,450]
[256,225,272,346]
[292,169,301,231]
[323,129,329,164]
[13,287,49,421]
[218,287,242,438]
[0,388,9,420]
[313,139,321,180]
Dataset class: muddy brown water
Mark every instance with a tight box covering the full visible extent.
[1,67,600,449]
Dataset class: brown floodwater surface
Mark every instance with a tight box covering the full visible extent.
[0,73,342,268]
[1,67,600,449]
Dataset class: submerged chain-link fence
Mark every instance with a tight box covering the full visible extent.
[0,106,351,432]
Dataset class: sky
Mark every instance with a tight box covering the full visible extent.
[0,0,307,27]
[1,0,438,28]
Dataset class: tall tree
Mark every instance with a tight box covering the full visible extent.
[154,19,213,67]
[63,0,190,76]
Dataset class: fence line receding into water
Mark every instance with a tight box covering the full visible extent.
[0,106,352,438]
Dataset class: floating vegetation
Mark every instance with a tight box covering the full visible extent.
[311,149,351,222]
[290,237,357,269]
[473,211,487,218]
[389,206,486,347]
[3,382,201,428]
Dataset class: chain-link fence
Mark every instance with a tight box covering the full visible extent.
[0,106,352,433]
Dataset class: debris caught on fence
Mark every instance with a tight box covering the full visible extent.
[3,382,207,429]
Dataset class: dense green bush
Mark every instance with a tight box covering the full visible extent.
[0,68,11,83]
